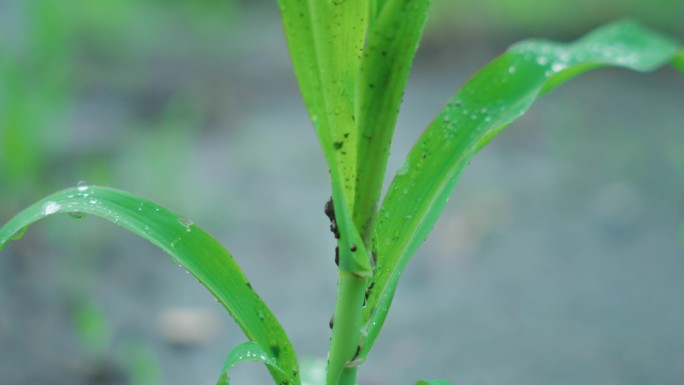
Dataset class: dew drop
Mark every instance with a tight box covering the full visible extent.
[551,62,567,72]
[536,56,548,65]
[42,201,61,215]
[77,181,89,192]
[178,217,193,232]
[9,226,28,241]
[68,212,85,220]
[508,66,517,74]
[396,160,410,176]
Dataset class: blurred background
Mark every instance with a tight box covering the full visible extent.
[0,0,683,384]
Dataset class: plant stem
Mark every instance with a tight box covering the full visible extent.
[327,270,368,385]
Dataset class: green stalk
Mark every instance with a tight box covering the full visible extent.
[327,270,368,385]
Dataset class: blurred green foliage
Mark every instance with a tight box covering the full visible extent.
[0,0,239,218]
[0,1,238,383]
[0,0,73,208]
[429,0,684,37]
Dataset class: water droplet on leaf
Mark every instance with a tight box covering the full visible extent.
[68,212,85,220]
[396,160,410,176]
[536,56,549,65]
[551,62,568,72]
[178,217,193,232]
[9,226,28,241]
[42,201,61,215]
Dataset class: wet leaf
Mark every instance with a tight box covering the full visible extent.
[278,0,368,206]
[0,185,299,385]
[216,341,283,385]
[361,20,683,359]
[353,0,430,243]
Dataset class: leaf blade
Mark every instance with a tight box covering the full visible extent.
[0,186,300,385]
[353,0,430,243]
[361,20,683,359]
[216,341,283,385]
[279,0,369,207]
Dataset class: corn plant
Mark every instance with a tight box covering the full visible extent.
[1,1,683,384]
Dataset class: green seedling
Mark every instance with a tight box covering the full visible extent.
[2,1,683,384]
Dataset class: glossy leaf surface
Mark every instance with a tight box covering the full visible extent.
[353,0,430,243]
[361,20,683,359]
[279,0,373,280]
[0,185,299,385]
[278,0,368,207]
[216,341,283,385]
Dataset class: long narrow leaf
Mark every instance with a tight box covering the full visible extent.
[279,0,368,207]
[0,185,300,385]
[353,0,430,243]
[277,0,328,146]
[361,20,683,359]
[216,341,283,385]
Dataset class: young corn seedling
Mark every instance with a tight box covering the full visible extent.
[2,1,683,384]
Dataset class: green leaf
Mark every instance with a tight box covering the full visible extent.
[416,380,451,385]
[0,185,300,385]
[216,341,283,385]
[353,0,430,243]
[278,0,368,207]
[361,20,683,359]
[277,1,327,145]
[279,3,375,295]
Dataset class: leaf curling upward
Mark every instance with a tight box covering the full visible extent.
[0,185,300,385]
[361,19,683,360]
